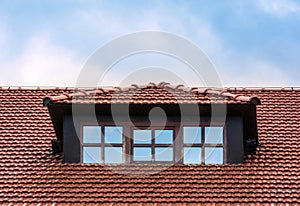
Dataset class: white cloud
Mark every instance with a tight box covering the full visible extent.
[217,56,292,87]
[74,7,226,87]
[0,34,83,86]
[0,26,5,45]
[74,2,192,40]
[254,0,300,17]
[0,6,170,87]
[78,11,131,37]
[0,1,297,87]
[51,4,297,87]
[188,16,223,59]
[75,9,162,40]
[0,23,8,58]
[183,9,298,87]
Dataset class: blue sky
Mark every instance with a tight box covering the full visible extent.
[0,0,299,87]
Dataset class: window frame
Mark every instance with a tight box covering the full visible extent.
[182,122,226,164]
[80,121,226,164]
[80,122,124,164]
[130,126,176,163]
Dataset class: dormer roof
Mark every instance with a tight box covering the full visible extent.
[43,82,261,106]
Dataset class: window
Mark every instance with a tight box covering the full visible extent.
[81,124,223,164]
[183,126,224,164]
[82,125,123,164]
[183,126,201,164]
[132,128,174,162]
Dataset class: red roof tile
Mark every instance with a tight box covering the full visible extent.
[43,82,261,105]
[0,85,300,204]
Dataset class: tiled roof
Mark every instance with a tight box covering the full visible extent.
[0,85,300,204]
[43,82,261,105]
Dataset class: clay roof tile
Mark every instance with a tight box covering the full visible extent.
[1,84,299,204]
[43,82,260,106]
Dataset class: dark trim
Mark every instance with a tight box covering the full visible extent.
[250,97,261,105]
[47,103,259,163]
[43,97,52,106]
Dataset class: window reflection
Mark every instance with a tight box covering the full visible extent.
[105,147,123,163]
[184,147,201,164]
[155,147,173,161]
[205,127,223,144]
[133,130,152,144]
[83,147,101,163]
[155,130,173,144]
[205,147,223,164]
[83,126,101,143]
[183,127,201,144]
[105,126,123,144]
[133,147,152,161]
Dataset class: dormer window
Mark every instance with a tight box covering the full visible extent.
[132,128,175,162]
[44,82,260,165]
[80,124,225,164]
[82,125,123,163]
[80,124,224,164]
[183,126,224,164]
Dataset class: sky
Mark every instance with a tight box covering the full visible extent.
[0,0,300,87]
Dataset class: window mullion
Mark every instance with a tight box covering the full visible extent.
[152,128,155,162]
[174,126,182,164]
[123,125,130,164]
[129,127,133,163]
[101,125,105,163]
[201,126,205,164]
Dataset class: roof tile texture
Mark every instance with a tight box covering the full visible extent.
[45,83,260,105]
[0,87,300,204]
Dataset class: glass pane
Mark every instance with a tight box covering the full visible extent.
[155,147,173,161]
[183,127,201,144]
[205,127,223,144]
[104,126,123,144]
[83,126,101,143]
[183,147,201,164]
[104,147,123,163]
[133,147,152,161]
[155,130,173,144]
[133,130,151,144]
[205,147,223,164]
[83,147,101,163]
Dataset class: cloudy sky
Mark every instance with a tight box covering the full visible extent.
[0,0,299,87]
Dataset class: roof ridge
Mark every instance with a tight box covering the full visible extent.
[1,85,300,91]
[0,86,75,90]
[42,82,262,106]
[225,87,300,91]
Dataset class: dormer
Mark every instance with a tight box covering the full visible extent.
[43,82,260,164]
